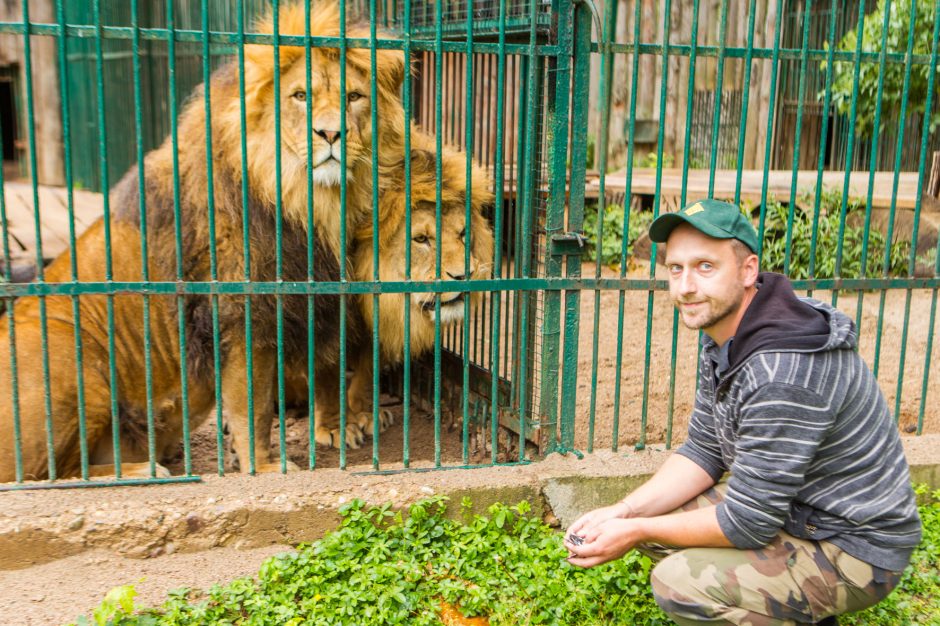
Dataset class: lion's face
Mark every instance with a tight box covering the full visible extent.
[355,146,494,361]
[240,1,406,226]
[402,201,490,325]
[279,58,374,187]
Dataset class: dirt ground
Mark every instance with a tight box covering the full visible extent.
[1,261,938,625]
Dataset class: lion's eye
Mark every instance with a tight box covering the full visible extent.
[291,90,306,101]
[413,234,430,245]
[458,228,466,240]
[347,92,365,103]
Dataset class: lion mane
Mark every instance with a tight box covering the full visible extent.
[340,139,495,431]
[0,1,405,481]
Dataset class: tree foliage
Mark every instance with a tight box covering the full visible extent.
[827,0,939,138]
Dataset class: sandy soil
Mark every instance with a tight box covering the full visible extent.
[1,261,937,625]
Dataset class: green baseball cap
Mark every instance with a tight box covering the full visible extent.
[648,198,759,253]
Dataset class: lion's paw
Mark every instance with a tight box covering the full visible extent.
[315,422,365,449]
[253,460,301,473]
[359,409,395,436]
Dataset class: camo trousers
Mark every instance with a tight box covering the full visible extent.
[643,484,904,625]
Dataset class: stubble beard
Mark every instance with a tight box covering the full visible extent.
[675,289,744,332]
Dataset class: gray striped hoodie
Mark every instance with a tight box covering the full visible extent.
[677,273,921,572]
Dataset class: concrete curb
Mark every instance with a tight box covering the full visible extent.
[1,436,938,571]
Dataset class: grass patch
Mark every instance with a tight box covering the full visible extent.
[75,487,939,625]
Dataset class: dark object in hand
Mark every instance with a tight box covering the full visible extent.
[567,533,585,546]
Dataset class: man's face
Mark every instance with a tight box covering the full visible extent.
[664,224,756,342]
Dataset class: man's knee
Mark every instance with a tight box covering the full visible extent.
[650,551,736,623]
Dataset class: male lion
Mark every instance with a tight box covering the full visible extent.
[0,1,405,481]
[336,144,495,434]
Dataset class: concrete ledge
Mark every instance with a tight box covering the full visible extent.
[1,436,937,571]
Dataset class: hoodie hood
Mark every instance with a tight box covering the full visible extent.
[725,273,857,371]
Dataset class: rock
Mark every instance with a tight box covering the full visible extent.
[67,516,84,531]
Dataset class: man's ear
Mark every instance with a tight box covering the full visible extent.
[742,253,760,287]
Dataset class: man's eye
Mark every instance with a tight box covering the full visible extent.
[347,92,365,102]
[291,90,306,101]
[699,263,713,272]
[413,234,430,244]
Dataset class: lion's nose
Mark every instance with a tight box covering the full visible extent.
[446,271,466,280]
[316,129,341,144]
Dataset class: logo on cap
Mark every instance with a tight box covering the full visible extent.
[684,202,705,216]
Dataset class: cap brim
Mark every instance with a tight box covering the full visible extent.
[648,213,691,244]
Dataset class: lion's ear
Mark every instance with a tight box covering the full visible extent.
[374,47,406,95]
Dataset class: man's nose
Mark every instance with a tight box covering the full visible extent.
[677,270,696,294]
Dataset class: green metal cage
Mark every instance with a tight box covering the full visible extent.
[0,0,936,490]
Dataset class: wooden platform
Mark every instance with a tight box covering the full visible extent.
[0,182,104,275]
[586,168,922,211]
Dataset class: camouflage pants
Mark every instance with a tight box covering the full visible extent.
[644,484,904,625]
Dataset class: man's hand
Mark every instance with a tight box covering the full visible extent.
[566,500,634,541]
[565,518,645,568]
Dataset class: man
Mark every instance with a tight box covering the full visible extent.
[565,199,921,625]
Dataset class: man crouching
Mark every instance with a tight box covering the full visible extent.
[565,199,921,626]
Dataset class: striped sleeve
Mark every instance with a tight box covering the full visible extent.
[675,383,727,484]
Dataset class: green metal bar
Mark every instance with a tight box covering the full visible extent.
[609,0,643,454]
[558,0,591,454]
[783,0,813,277]
[875,0,911,383]
[370,0,381,469]
[889,0,925,423]
[638,0,675,452]
[200,0,226,476]
[863,1,893,379]
[273,0,288,473]
[756,0,785,263]
[539,0,575,454]
[515,0,542,461]
[586,0,617,453]
[433,0,444,468]
[461,0,474,466]
[339,0,349,468]
[806,0,840,299]
[401,0,413,470]
[0,476,202,492]
[706,0,729,195]
[915,6,940,436]
[92,0,123,479]
[351,459,532,477]
[732,0,758,207]
[835,2,869,325]
[667,0,704,451]
[5,275,940,298]
[299,2,316,472]
[236,0,257,476]
[131,0,159,479]
[54,0,91,479]
[20,0,57,480]
[4,19,937,65]
[167,0,192,478]
[488,0,508,465]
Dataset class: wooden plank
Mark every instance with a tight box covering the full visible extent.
[586,168,923,210]
[1,182,104,266]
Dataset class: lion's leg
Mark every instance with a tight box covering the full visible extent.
[222,346,299,473]
[347,350,394,437]
[313,366,365,449]
[0,306,138,482]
